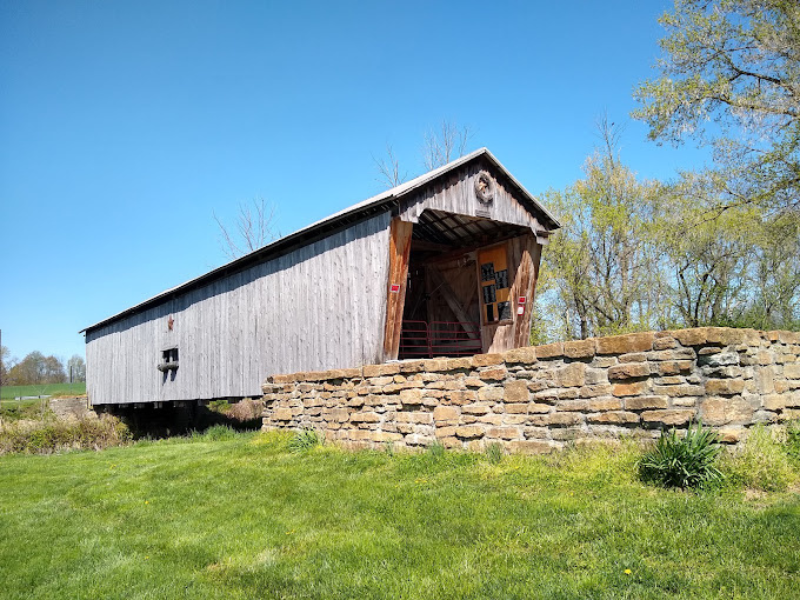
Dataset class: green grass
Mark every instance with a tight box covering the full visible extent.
[0,382,86,400]
[0,432,798,599]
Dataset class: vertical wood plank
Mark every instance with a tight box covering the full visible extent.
[383,218,413,360]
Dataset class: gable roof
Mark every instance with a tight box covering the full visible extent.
[82,148,559,334]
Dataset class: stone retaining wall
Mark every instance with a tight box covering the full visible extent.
[261,327,800,453]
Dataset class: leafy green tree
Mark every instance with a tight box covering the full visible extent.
[67,355,86,383]
[537,122,662,340]
[634,0,800,212]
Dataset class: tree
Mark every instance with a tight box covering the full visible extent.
[67,355,86,383]
[7,352,66,386]
[374,120,475,190]
[214,197,279,261]
[536,121,662,340]
[653,175,753,328]
[422,120,473,170]
[634,0,800,212]
[373,144,408,188]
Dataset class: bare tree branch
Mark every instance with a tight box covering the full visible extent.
[422,120,473,170]
[373,144,408,189]
[214,197,279,261]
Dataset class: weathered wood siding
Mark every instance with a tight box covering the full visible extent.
[86,213,391,405]
[399,159,545,234]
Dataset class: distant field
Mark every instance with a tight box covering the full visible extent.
[0,383,86,401]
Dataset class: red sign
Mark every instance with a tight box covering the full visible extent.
[390,284,401,293]
[518,296,527,304]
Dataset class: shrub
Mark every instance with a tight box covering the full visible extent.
[288,428,322,453]
[723,424,796,492]
[484,442,504,465]
[207,399,231,414]
[639,422,723,489]
[0,414,131,455]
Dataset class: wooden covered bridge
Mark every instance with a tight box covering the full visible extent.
[82,148,560,410]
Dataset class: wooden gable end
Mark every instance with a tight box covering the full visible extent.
[397,158,548,240]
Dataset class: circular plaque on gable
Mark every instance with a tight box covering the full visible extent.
[474,171,494,204]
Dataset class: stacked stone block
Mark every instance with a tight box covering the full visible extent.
[261,327,800,452]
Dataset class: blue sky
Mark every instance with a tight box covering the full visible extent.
[0,0,708,364]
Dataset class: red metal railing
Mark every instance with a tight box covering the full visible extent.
[399,320,482,359]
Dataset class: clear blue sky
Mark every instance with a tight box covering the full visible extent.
[0,0,707,364]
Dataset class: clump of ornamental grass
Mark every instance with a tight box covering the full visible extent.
[288,428,322,453]
[0,414,131,455]
[722,424,797,492]
[639,422,724,490]
[484,442,505,465]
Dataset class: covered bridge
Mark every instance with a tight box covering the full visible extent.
[82,148,560,409]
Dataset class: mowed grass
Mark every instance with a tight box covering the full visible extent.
[0,382,86,400]
[0,432,798,600]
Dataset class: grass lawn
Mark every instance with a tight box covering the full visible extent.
[0,382,86,400]
[0,431,798,599]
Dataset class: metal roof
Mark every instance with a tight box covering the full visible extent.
[82,148,559,334]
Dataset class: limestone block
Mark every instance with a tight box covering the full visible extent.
[433,406,460,422]
[528,402,552,414]
[584,368,609,385]
[478,387,505,402]
[504,380,529,403]
[618,352,647,363]
[564,339,596,359]
[700,397,754,426]
[400,389,424,405]
[472,353,504,367]
[698,351,740,368]
[596,332,654,355]
[486,426,521,440]
[587,411,640,425]
[273,408,293,421]
[556,362,586,387]
[653,335,679,350]
[503,414,529,425]
[504,346,538,365]
[508,440,554,454]
[455,425,485,439]
[350,411,381,423]
[536,342,564,359]
[578,384,614,398]
[625,396,668,410]
[587,398,623,411]
[640,409,696,426]
[395,411,433,424]
[546,412,584,427]
[372,431,402,443]
[613,382,648,397]
[608,363,650,380]
[671,328,709,347]
[363,363,401,377]
[652,384,705,397]
[785,364,800,379]
[463,403,490,415]
[479,368,507,381]
[555,399,589,412]
[656,361,695,376]
[705,379,746,396]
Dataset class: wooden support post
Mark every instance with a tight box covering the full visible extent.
[383,218,414,361]
[511,236,542,348]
